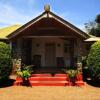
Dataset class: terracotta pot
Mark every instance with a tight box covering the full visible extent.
[16,77,23,81]
[70,77,76,86]
[76,74,83,81]
[22,78,30,86]
[75,74,85,86]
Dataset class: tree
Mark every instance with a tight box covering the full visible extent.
[87,41,100,80]
[0,42,11,80]
[85,21,96,35]
[85,14,100,37]
[95,14,100,23]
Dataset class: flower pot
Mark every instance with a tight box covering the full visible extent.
[76,74,83,81]
[14,77,23,86]
[22,78,30,86]
[70,77,76,86]
[16,77,23,81]
[75,74,84,86]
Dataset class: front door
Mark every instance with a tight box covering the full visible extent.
[45,44,56,67]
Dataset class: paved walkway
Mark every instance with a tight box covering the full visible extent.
[0,83,100,100]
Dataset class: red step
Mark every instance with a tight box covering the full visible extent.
[31,74,51,77]
[30,81,69,86]
[55,74,67,77]
[31,74,67,77]
[14,74,70,86]
[29,74,69,86]
[30,83,67,86]
[29,77,67,81]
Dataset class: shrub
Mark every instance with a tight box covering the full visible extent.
[87,41,100,80]
[0,42,11,80]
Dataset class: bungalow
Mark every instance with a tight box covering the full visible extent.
[1,5,90,71]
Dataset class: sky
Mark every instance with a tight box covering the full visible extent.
[0,0,100,31]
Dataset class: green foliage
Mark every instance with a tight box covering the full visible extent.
[95,14,100,23]
[66,70,80,78]
[87,41,100,80]
[85,14,100,37]
[0,42,11,80]
[16,66,31,79]
[85,21,96,34]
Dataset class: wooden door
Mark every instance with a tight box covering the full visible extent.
[45,44,56,67]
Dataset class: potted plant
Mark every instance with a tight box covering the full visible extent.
[66,70,77,86]
[76,70,83,81]
[75,70,84,86]
[16,66,31,86]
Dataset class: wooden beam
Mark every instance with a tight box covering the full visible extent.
[21,36,76,39]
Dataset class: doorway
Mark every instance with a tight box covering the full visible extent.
[45,44,56,67]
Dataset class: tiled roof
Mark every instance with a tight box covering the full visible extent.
[0,25,21,39]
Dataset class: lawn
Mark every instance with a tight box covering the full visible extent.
[0,83,100,100]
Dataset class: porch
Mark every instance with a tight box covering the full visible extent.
[33,67,66,74]
[12,36,82,70]
[10,16,88,71]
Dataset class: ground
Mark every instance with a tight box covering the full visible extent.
[0,83,100,100]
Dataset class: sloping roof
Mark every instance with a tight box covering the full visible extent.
[49,12,89,38]
[85,35,100,41]
[0,25,21,39]
[7,10,89,39]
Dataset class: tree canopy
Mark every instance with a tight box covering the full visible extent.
[85,14,100,37]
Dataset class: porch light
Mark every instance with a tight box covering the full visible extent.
[44,4,50,12]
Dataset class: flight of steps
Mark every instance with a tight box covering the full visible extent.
[28,74,69,86]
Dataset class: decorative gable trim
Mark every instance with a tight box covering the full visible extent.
[7,11,89,39]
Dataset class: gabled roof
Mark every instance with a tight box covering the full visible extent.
[0,25,21,39]
[7,7,89,39]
